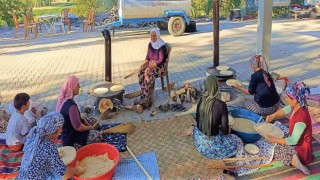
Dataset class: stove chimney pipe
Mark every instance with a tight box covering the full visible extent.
[102,29,112,82]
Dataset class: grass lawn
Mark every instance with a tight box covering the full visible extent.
[33,2,74,18]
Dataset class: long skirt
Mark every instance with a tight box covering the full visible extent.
[72,117,102,149]
[138,64,166,98]
[85,117,103,144]
[236,121,294,176]
[273,121,297,166]
[236,137,276,176]
[244,99,280,116]
[192,126,242,159]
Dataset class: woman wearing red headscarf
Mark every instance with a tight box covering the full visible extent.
[232,55,280,116]
[56,75,102,147]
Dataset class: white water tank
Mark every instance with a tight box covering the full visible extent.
[119,0,191,19]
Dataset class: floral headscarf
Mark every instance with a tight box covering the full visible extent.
[20,112,64,171]
[286,82,310,107]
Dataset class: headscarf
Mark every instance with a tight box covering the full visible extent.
[56,75,79,112]
[150,28,165,50]
[250,55,272,87]
[250,55,268,72]
[20,112,64,171]
[198,75,219,136]
[286,82,310,107]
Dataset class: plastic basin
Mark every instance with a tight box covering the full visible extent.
[228,107,261,143]
[73,143,120,180]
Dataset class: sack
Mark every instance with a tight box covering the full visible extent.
[270,71,290,94]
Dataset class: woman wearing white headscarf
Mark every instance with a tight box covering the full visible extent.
[232,55,280,116]
[18,112,74,179]
[137,28,167,107]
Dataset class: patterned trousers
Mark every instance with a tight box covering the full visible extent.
[138,64,166,97]
[244,99,280,116]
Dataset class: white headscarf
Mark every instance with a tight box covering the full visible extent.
[150,28,165,50]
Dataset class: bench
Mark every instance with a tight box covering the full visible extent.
[290,9,310,20]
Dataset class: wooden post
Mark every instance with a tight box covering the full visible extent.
[213,0,220,67]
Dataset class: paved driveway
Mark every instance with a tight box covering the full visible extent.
[0,19,319,122]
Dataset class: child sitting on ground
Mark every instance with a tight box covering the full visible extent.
[6,93,34,151]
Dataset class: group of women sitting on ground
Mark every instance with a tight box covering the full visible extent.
[183,55,313,175]
[3,27,314,178]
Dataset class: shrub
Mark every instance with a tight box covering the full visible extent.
[71,0,98,18]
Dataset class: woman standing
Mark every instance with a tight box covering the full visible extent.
[137,28,167,107]
[266,82,312,174]
[233,55,280,116]
[183,75,242,159]
[18,112,73,179]
[56,75,101,147]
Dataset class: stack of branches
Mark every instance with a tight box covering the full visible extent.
[170,83,200,104]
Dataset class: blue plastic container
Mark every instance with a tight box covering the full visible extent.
[228,107,261,143]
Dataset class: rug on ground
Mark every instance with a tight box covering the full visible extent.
[113,152,160,180]
[0,145,23,179]
[120,115,234,180]
[237,117,320,180]
[97,123,127,152]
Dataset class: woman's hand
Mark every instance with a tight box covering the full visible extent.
[80,114,90,126]
[63,166,76,180]
[149,60,157,69]
[86,125,94,131]
[182,126,194,137]
[265,135,274,143]
[140,60,148,70]
[265,135,286,144]
[232,85,251,95]
[265,114,274,124]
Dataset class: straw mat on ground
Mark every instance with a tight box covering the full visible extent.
[120,115,232,179]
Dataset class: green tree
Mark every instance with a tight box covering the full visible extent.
[191,0,206,17]
[205,0,213,16]
[71,0,98,18]
[0,0,27,26]
[98,0,117,12]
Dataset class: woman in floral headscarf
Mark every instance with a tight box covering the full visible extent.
[57,75,102,148]
[265,82,313,175]
[232,55,280,116]
[18,112,74,179]
[136,28,168,107]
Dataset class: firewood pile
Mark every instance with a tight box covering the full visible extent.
[170,83,201,104]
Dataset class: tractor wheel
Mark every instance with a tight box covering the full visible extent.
[168,16,186,37]
[157,21,168,30]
